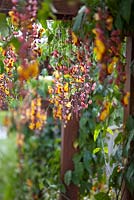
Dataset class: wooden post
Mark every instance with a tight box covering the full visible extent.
[60,114,79,200]
[122,37,134,200]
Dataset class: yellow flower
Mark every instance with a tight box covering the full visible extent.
[94,37,106,62]
[122,92,130,106]
[28,60,39,77]
[99,102,111,121]
[53,106,62,120]
[100,109,109,121]
[67,113,72,121]
[66,102,71,108]
[16,134,25,147]
[39,28,45,37]
[48,85,53,94]
[17,60,39,80]
[29,122,35,130]
[94,13,100,21]
[0,47,3,53]
[94,47,102,61]
[106,16,113,31]
[54,70,60,79]
[37,97,41,107]
[5,89,9,95]
[56,84,63,94]
[107,62,114,74]
[95,39,106,54]
[9,11,19,27]
[107,57,118,74]
[64,82,69,92]
[113,56,118,63]
[35,121,42,130]
[64,74,71,79]
[72,31,78,45]
[26,179,33,187]
[17,66,29,80]
[92,28,99,37]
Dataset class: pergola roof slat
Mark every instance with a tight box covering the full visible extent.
[0,0,80,19]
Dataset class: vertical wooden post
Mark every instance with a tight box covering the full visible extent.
[122,37,134,200]
[60,114,79,200]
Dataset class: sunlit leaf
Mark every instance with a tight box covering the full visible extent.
[93,147,101,154]
[107,127,113,135]
[103,146,108,154]
[94,125,101,141]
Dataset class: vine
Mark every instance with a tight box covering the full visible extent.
[0,0,133,199]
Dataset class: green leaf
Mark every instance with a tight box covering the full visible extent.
[114,132,123,145]
[72,162,84,185]
[10,37,21,52]
[48,34,54,44]
[83,150,92,172]
[120,0,132,23]
[73,153,82,165]
[0,60,4,73]
[126,116,134,131]
[106,127,113,135]
[73,6,86,32]
[73,139,79,149]
[125,130,134,156]
[0,13,10,37]
[37,2,50,28]
[95,192,111,200]
[93,147,101,154]
[115,14,123,30]
[60,184,66,193]
[103,146,108,154]
[94,125,101,141]
[64,170,72,186]
[125,163,134,194]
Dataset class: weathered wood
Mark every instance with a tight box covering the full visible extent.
[0,0,12,13]
[52,0,80,19]
[60,115,79,200]
[0,0,80,19]
[122,37,134,200]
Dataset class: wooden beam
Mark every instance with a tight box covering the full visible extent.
[0,0,80,19]
[122,37,134,200]
[60,114,79,200]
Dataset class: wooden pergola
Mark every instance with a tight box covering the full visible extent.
[0,1,133,200]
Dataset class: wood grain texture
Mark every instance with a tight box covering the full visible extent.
[60,114,79,200]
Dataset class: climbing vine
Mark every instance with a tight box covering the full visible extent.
[0,0,134,199]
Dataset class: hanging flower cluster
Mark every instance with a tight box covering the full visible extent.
[48,33,96,123]
[91,8,128,119]
[93,8,126,86]
[0,74,10,110]
[9,0,42,81]
[3,45,17,77]
[13,94,47,132]
[17,60,39,81]
[27,96,47,131]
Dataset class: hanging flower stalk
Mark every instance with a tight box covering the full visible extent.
[48,30,96,123]
[9,0,41,81]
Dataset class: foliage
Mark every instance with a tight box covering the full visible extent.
[0,0,133,199]
[13,115,61,200]
[0,112,17,200]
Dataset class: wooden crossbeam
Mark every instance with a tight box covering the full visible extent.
[0,0,80,19]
